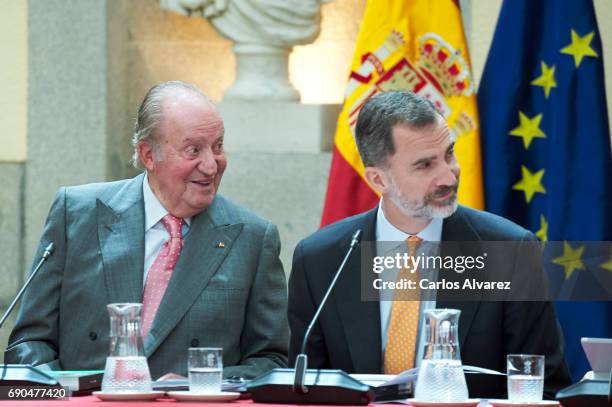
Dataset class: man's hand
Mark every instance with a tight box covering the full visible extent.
[157,372,187,381]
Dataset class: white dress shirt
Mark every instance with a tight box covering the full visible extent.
[376,198,442,368]
[142,173,191,285]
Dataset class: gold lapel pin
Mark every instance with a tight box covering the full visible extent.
[217,242,225,248]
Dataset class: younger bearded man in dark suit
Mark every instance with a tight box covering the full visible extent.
[288,91,571,398]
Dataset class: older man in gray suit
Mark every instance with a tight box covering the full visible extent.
[5,81,288,379]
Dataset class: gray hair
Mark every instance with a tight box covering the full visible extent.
[355,91,443,168]
[131,80,211,169]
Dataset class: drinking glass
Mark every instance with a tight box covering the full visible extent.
[507,354,544,402]
[188,347,223,394]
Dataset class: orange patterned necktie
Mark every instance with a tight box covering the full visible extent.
[141,214,184,336]
[383,235,423,374]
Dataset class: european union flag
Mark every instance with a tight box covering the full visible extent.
[477,0,612,381]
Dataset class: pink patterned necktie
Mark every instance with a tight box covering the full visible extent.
[141,214,184,336]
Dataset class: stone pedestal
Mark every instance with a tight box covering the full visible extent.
[219,102,341,153]
[224,44,299,101]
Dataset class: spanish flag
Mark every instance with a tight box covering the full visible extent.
[321,0,483,226]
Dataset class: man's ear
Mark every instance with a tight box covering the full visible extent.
[364,166,390,195]
[137,141,156,171]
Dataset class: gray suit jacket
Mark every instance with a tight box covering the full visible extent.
[5,173,289,379]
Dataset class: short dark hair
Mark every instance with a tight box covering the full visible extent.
[355,91,442,168]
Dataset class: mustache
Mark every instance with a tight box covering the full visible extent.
[426,183,459,202]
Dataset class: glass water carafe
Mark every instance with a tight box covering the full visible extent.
[414,308,469,401]
[101,303,153,393]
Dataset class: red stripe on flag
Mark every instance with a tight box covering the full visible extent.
[349,70,373,84]
[320,146,379,227]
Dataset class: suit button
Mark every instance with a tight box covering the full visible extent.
[89,332,98,341]
[190,339,199,347]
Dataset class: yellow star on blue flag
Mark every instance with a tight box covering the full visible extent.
[535,215,548,242]
[531,62,557,98]
[560,29,598,67]
[601,251,612,272]
[552,241,585,280]
[509,112,546,149]
[512,165,546,203]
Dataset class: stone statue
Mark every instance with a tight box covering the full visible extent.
[160,0,333,101]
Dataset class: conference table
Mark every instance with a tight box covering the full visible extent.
[0,396,561,406]
[2,398,363,407]
[1,398,263,407]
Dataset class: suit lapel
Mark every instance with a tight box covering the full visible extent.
[333,209,382,373]
[97,174,146,304]
[144,196,243,356]
[437,207,482,350]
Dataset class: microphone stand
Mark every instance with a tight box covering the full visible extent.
[0,243,62,393]
[293,230,362,394]
[247,230,374,405]
[0,243,55,329]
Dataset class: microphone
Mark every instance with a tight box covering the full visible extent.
[294,229,362,394]
[0,243,62,392]
[247,230,374,405]
[0,243,55,329]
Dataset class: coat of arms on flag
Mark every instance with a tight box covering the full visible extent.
[322,0,482,226]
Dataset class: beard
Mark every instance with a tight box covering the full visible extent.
[387,177,459,220]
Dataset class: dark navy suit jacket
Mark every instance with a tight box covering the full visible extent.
[288,205,571,399]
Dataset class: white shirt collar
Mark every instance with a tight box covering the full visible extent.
[143,173,192,231]
[375,198,443,242]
